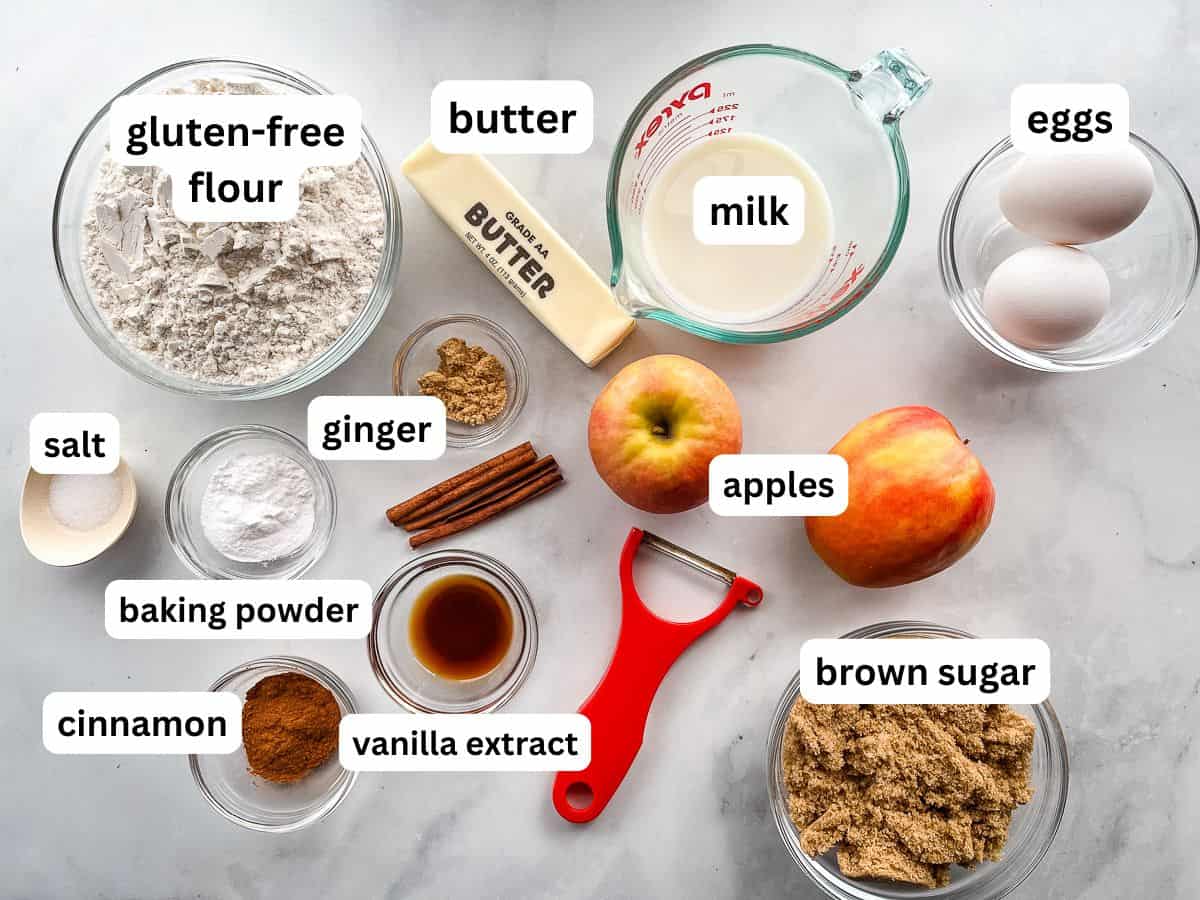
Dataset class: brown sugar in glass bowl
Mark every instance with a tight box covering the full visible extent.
[782,701,1034,888]
[767,621,1068,900]
[190,656,358,832]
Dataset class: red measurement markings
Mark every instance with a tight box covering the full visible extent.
[633,81,715,158]
[630,115,716,210]
[630,108,744,212]
[830,263,866,302]
[638,113,703,178]
[629,113,697,211]
[801,242,861,316]
[627,87,741,213]
[633,133,713,213]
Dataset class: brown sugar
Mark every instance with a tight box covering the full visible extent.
[418,337,508,426]
[782,700,1035,888]
[241,672,341,783]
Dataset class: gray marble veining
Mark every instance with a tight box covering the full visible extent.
[3,0,1198,897]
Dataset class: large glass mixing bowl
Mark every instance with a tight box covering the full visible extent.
[52,58,402,399]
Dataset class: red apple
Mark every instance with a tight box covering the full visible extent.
[588,355,742,514]
[805,406,995,587]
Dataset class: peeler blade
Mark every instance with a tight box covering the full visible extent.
[639,530,737,586]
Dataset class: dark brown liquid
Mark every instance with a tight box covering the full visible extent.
[408,574,514,681]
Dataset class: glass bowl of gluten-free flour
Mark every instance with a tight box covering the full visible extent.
[767,621,1069,900]
[52,58,402,400]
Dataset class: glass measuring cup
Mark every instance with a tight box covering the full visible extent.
[607,45,930,343]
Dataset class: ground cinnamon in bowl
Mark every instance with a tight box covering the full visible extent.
[782,700,1035,889]
[241,672,341,783]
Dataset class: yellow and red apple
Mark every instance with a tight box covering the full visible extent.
[806,406,995,587]
[588,355,741,514]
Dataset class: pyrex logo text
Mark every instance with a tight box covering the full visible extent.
[634,82,712,158]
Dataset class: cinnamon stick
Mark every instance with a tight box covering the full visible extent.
[395,449,539,528]
[402,455,558,531]
[437,466,555,525]
[409,470,564,549]
[385,442,534,525]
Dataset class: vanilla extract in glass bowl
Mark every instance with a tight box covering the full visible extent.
[409,573,514,681]
[369,549,537,713]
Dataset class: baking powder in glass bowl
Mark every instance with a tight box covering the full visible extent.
[200,452,315,563]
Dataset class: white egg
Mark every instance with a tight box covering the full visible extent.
[999,145,1154,244]
[982,245,1110,350]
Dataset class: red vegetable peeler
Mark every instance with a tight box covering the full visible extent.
[552,527,763,823]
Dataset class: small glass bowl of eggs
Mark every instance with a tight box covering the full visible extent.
[939,134,1199,371]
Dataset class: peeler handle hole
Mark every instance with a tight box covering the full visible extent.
[565,781,594,811]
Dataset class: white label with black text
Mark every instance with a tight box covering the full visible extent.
[709,454,847,517]
[693,175,806,245]
[105,580,372,639]
[800,639,1051,704]
[43,692,241,754]
[1011,84,1129,153]
[340,714,591,772]
[431,80,594,154]
[109,94,362,221]
[29,412,120,474]
[307,395,446,461]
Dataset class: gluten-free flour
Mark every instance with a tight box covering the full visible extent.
[82,79,384,385]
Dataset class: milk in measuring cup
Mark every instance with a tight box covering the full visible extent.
[642,133,834,324]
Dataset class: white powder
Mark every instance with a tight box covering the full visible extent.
[48,473,124,531]
[82,79,384,385]
[201,453,315,563]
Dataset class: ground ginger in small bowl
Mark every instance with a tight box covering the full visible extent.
[418,337,508,426]
[393,314,529,449]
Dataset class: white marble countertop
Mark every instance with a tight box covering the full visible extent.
[3,1,1198,897]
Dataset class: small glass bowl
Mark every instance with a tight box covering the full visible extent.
[768,620,1069,900]
[939,134,1198,371]
[165,425,336,579]
[52,58,402,399]
[368,549,537,713]
[190,655,357,833]
[392,314,528,449]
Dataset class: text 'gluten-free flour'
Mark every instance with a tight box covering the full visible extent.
[83,79,384,386]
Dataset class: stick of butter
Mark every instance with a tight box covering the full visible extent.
[401,140,635,367]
